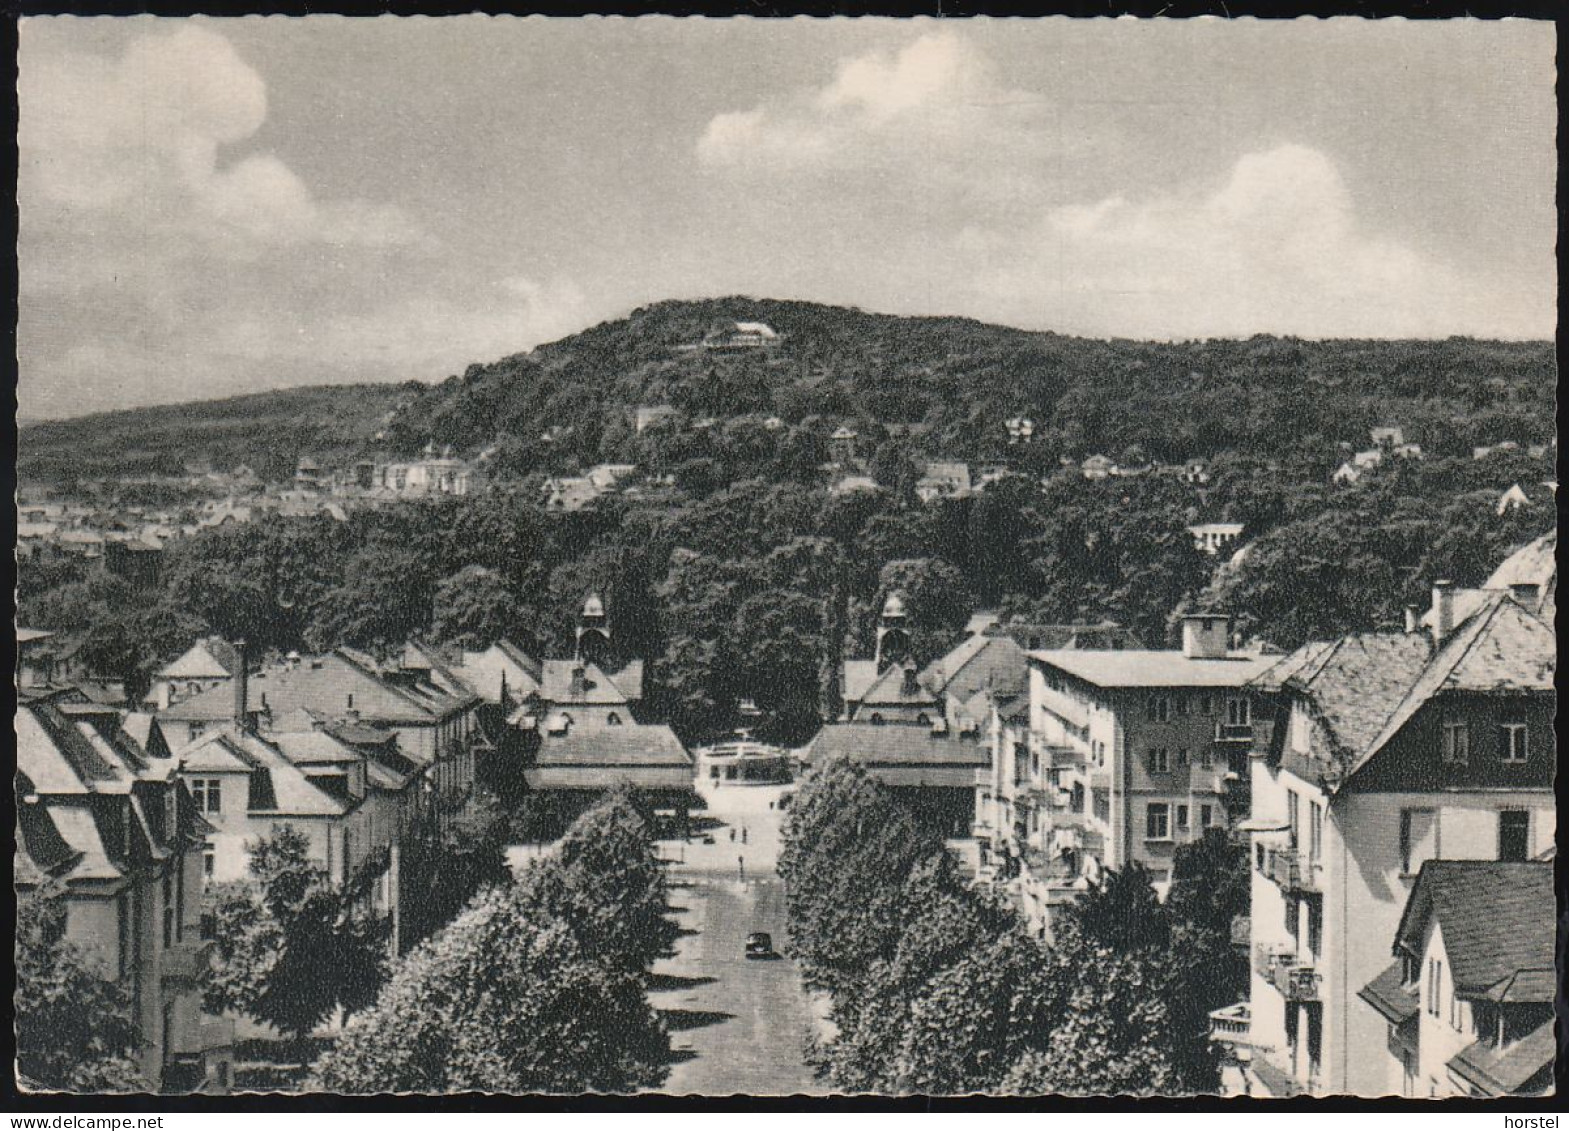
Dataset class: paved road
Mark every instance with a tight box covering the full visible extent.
[647,783,829,1096]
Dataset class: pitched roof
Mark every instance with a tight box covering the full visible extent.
[1358,961,1420,1025]
[1030,648,1278,689]
[539,659,635,706]
[842,659,880,704]
[1255,633,1433,762]
[805,723,990,768]
[1351,596,1554,780]
[1448,1020,1556,1096]
[532,722,692,769]
[1484,531,1556,592]
[921,634,1028,703]
[1394,860,1554,1000]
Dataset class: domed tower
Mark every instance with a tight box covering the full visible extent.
[575,593,612,665]
[874,592,911,670]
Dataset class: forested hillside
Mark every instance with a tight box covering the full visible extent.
[17,383,415,484]
[20,297,1554,484]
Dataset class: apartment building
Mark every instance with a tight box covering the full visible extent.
[1001,615,1274,937]
[1359,861,1554,1097]
[1213,584,1555,1097]
[16,688,233,1093]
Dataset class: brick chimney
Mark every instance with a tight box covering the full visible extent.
[901,660,921,696]
[233,639,251,732]
[1431,581,1456,644]
[1181,614,1229,659]
[569,664,587,700]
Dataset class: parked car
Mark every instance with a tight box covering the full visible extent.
[745,931,774,959]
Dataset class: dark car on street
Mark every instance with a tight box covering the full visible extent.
[745,931,775,959]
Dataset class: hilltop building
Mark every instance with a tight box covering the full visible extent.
[1188,522,1246,556]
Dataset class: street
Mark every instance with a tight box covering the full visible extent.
[647,783,830,1096]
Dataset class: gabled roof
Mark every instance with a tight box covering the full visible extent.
[1358,961,1420,1025]
[1252,633,1432,763]
[1483,530,1556,594]
[842,659,880,704]
[805,724,990,768]
[177,727,354,817]
[1448,1021,1556,1096]
[539,659,641,706]
[921,634,1028,703]
[157,637,242,681]
[1394,860,1554,1001]
[857,662,940,708]
[532,722,692,769]
[1350,596,1554,781]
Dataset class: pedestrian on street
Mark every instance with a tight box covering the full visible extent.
[741,826,748,844]
[729,827,736,842]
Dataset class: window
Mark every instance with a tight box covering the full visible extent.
[162,874,175,948]
[1176,804,1189,832]
[203,841,215,877]
[1500,723,1528,763]
[1498,810,1529,861]
[1176,696,1190,717]
[1309,801,1323,863]
[869,713,885,726]
[1177,748,1190,767]
[346,693,355,710]
[1148,748,1170,774]
[1149,696,1172,722]
[1200,804,1214,828]
[1449,986,1462,1031]
[1200,747,1214,770]
[1400,809,1437,875]
[1201,694,1216,716]
[1145,803,1170,841]
[1287,790,1300,850]
[1428,958,1441,1016]
[1227,697,1251,727]
[189,778,222,815]
[1441,720,1470,765]
[606,712,623,726]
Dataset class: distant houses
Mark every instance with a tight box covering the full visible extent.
[1188,521,1246,556]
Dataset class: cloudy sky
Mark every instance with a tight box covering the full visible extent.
[17,17,1556,419]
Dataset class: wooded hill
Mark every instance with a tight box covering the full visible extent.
[19,297,1555,485]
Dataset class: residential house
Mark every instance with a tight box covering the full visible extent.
[829,426,859,466]
[1005,417,1035,444]
[1358,861,1555,1098]
[1212,583,1555,1097]
[543,476,603,512]
[1080,454,1116,480]
[1418,532,1556,635]
[17,628,60,689]
[455,638,545,711]
[294,457,323,491]
[16,688,232,1093]
[375,447,483,497]
[159,647,481,816]
[1188,522,1246,556]
[586,463,639,492]
[146,637,245,712]
[915,461,972,503]
[702,320,780,351]
[1495,483,1531,515]
[1370,427,1405,449]
[1352,449,1384,471]
[1006,615,1275,937]
[829,474,881,497]
[1331,462,1363,486]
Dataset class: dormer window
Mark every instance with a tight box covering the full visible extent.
[607,712,623,726]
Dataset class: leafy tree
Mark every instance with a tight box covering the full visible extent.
[207,826,389,1060]
[15,884,144,1093]
[396,791,514,952]
[431,564,525,649]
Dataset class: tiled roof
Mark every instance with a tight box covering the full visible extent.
[857,662,940,707]
[1267,633,1432,762]
[1352,596,1554,780]
[921,634,1028,703]
[533,722,692,769]
[1447,1020,1556,1096]
[523,765,696,791]
[540,660,635,706]
[1029,649,1278,688]
[1358,961,1420,1024]
[842,659,880,704]
[805,723,990,768]
[1395,860,1554,1000]
[1483,531,1556,592]
[177,728,352,817]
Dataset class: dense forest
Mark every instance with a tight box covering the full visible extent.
[16,298,1556,744]
[19,297,1554,484]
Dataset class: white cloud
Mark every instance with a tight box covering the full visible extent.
[967,144,1549,340]
[696,30,1060,205]
[18,25,425,250]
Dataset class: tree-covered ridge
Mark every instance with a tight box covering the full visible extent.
[17,383,414,484]
[21,298,1552,486]
[380,296,1553,472]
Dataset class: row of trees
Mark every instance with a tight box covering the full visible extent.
[778,758,1250,1095]
[310,789,676,1093]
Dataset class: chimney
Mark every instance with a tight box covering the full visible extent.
[1181,614,1229,660]
[233,639,251,732]
[1509,582,1539,609]
[901,661,921,696]
[1404,604,1422,634]
[1431,581,1455,643]
[569,664,587,700]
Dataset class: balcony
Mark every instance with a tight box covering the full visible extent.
[1263,846,1320,894]
[1214,722,1254,743]
[160,939,213,984]
[1047,744,1084,770]
[1255,944,1321,1002]
[1208,1002,1253,1049]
